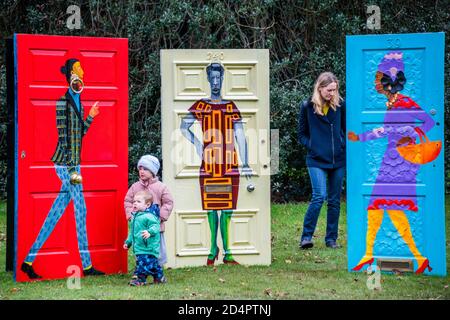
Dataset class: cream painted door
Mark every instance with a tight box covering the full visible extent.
[161,49,271,268]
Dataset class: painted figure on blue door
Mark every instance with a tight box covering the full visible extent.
[180,63,252,266]
[348,51,441,274]
[21,59,105,279]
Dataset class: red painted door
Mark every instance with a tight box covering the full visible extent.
[13,34,128,282]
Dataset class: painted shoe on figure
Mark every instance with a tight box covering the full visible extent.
[416,258,432,274]
[352,256,374,271]
[83,266,105,276]
[223,255,239,265]
[206,250,219,266]
[21,262,42,279]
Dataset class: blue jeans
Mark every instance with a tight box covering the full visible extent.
[300,166,345,244]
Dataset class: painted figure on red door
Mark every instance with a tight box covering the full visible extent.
[21,59,105,279]
[181,63,252,265]
[348,51,441,274]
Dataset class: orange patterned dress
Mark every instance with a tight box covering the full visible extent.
[188,99,242,210]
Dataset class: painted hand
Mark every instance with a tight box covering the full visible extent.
[372,127,385,137]
[89,101,100,118]
[142,230,150,239]
[396,136,414,146]
[242,164,252,179]
[348,131,359,142]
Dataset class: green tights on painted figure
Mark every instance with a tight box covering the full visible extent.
[207,210,239,265]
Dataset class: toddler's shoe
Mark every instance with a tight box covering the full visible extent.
[129,275,146,286]
[153,276,167,284]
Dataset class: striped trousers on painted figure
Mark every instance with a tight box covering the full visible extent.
[24,165,92,269]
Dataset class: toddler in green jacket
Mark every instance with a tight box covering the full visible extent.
[124,190,166,286]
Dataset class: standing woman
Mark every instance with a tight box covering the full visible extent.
[298,72,346,249]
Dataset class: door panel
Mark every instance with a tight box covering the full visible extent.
[346,33,445,276]
[13,34,129,281]
[161,49,271,267]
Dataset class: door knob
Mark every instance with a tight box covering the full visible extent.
[247,183,255,192]
[21,150,26,159]
[430,109,437,116]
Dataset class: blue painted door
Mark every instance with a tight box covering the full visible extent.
[346,33,445,276]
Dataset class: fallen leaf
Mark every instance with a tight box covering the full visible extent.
[264,288,273,297]
[314,259,325,264]
[444,285,448,289]
[219,278,225,283]
[392,269,403,276]
[374,287,382,291]
[213,267,217,272]
[285,259,292,264]
[276,291,288,298]
[10,288,20,293]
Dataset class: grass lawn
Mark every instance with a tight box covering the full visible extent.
[0,199,448,300]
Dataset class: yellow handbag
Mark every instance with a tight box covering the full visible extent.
[396,128,441,164]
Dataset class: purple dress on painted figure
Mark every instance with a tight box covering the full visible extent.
[358,95,434,212]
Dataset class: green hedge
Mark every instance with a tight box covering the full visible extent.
[0,0,448,201]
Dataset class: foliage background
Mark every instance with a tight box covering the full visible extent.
[0,0,448,202]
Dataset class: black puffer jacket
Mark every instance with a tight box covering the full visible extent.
[297,99,346,169]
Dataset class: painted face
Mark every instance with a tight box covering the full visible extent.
[133,195,150,212]
[319,82,337,101]
[376,51,406,95]
[208,70,222,96]
[138,166,153,181]
[70,62,84,93]
[72,61,84,79]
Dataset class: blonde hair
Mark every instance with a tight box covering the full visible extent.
[311,72,342,116]
[134,190,153,204]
